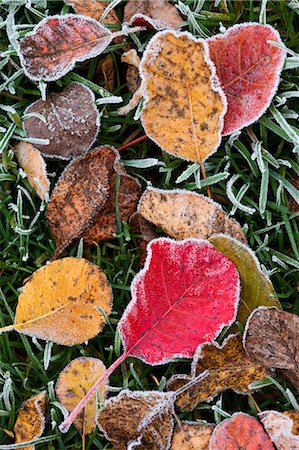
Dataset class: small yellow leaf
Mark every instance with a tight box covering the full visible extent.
[14,391,46,450]
[56,357,108,435]
[140,31,226,162]
[0,257,112,346]
[13,142,50,201]
[170,421,215,450]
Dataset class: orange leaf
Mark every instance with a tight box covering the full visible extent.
[14,392,46,450]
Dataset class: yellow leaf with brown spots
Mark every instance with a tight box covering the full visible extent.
[0,258,112,346]
[140,30,226,162]
[56,357,108,435]
[167,334,268,411]
[64,0,119,25]
[14,391,46,450]
[138,187,246,243]
[170,422,215,450]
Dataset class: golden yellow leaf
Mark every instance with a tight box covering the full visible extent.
[170,422,215,450]
[138,187,246,242]
[0,257,112,346]
[14,391,46,450]
[140,31,226,162]
[13,142,50,201]
[56,357,108,435]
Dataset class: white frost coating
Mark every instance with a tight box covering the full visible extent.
[17,14,113,82]
[242,305,280,353]
[139,29,228,163]
[117,236,240,366]
[208,22,287,136]
[259,410,299,448]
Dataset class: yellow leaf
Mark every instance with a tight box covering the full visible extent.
[56,357,108,435]
[170,422,215,450]
[14,391,46,450]
[140,31,226,162]
[0,257,112,346]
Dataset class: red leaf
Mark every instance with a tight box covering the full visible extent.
[210,412,275,450]
[208,23,286,135]
[60,237,239,432]
[19,14,113,81]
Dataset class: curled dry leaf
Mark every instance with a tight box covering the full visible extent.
[130,212,158,267]
[208,23,286,135]
[14,391,46,450]
[138,187,246,243]
[167,334,268,411]
[23,82,100,160]
[140,30,227,162]
[121,49,141,94]
[98,390,174,450]
[244,307,299,391]
[0,258,112,346]
[19,15,114,81]
[13,142,49,201]
[46,146,141,258]
[209,235,281,325]
[170,421,215,450]
[64,0,119,25]
[124,0,182,30]
[260,410,299,450]
[96,54,115,92]
[56,357,108,435]
[210,412,275,450]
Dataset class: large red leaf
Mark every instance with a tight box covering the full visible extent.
[19,14,113,81]
[208,23,286,135]
[210,412,275,450]
[60,238,239,432]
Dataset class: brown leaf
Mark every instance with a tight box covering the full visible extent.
[98,390,174,450]
[244,307,299,391]
[14,391,46,450]
[167,334,268,411]
[140,31,226,162]
[170,421,215,450]
[138,187,246,242]
[130,212,158,266]
[56,357,108,435]
[23,82,99,160]
[284,411,299,435]
[121,49,141,93]
[65,0,119,25]
[13,142,50,201]
[96,54,115,91]
[260,410,299,450]
[288,178,299,219]
[124,0,182,30]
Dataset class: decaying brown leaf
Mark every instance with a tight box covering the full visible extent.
[65,0,119,25]
[96,54,115,91]
[170,421,215,450]
[244,307,299,391]
[130,212,158,266]
[13,142,50,201]
[260,410,299,450]
[140,31,227,162]
[56,357,108,435]
[138,187,246,243]
[98,390,174,450]
[24,82,100,159]
[209,235,281,325]
[46,146,141,258]
[124,0,182,30]
[121,49,141,94]
[167,334,268,411]
[14,391,46,450]
[0,258,112,346]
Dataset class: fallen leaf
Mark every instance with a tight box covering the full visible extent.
[138,187,246,243]
[60,237,239,432]
[96,54,115,91]
[260,410,299,450]
[208,23,286,135]
[167,334,268,411]
[209,235,281,325]
[170,421,215,450]
[19,15,114,81]
[65,0,119,25]
[140,30,227,162]
[288,178,299,219]
[284,411,299,435]
[14,391,46,450]
[56,357,108,435]
[130,212,158,266]
[13,142,49,201]
[117,86,143,115]
[121,49,141,93]
[244,307,299,391]
[124,0,182,30]
[98,389,174,450]
[210,412,275,449]
[0,257,112,346]
[23,82,100,159]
